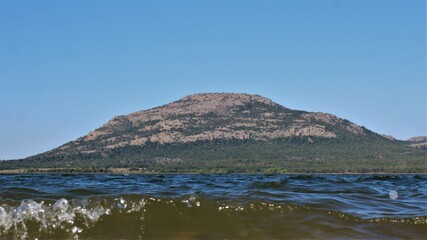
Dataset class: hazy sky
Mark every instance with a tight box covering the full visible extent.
[0,0,426,159]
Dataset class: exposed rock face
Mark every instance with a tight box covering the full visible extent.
[53,93,370,155]
[407,136,427,142]
[407,136,427,149]
[381,134,396,141]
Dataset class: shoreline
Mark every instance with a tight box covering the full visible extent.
[0,168,425,175]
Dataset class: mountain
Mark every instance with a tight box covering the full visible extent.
[1,93,426,173]
[52,93,364,151]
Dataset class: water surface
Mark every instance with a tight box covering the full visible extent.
[0,174,426,239]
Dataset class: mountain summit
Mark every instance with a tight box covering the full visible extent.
[2,93,425,173]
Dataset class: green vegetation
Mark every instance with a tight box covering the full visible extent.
[1,137,425,173]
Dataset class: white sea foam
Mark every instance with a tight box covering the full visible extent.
[0,198,112,239]
[0,196,152,239]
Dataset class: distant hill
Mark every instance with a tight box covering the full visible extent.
[1,93,426,173]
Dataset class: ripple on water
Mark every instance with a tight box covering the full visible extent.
[64,188,108,196]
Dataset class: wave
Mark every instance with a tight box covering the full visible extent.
[249,180,288,189]
[356,175,405,181]
[64,188,108,196]
[0,187,49,200]
[1,195,426,239]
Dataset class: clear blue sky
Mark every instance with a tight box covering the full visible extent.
[0,0,425,160]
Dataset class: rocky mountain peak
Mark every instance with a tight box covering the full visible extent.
[120,93,280,123]
[60,93,370,154]
[180,93,277,107]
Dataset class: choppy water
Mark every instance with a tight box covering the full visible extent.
[0,174,426,239]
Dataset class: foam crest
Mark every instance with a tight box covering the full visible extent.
[0,198,111,239]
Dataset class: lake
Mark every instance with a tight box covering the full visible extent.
[0,174,426,239]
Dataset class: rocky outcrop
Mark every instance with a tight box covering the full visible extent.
[381,134,396,141]
[407,136,427,142]
[407,136,427,149]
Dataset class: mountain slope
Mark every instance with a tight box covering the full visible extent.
[1,93,426,173]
